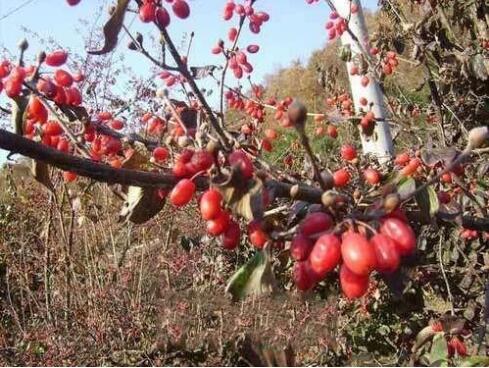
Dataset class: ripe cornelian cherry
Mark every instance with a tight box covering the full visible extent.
[66,0,81,5]
[45,50,68,67]
[155,6,171,28]
[63,171,77,183]
[333,168,350,187]
[152,147,169,162]
[341,232,377,276]
[339,264,369,299]
[54,69,73,87]
[4,78,22,98]
[173,0,190,19]
[139,2,156,22]
[110,119,124,130]
[228,150,254,179]
[380,218,416,256]
[248,220,268,249]
[371,234,400,273]
[327,125,338,138]
[43,121,63,136]
[309,234,341,278]
[290,234,313,261]
[299,212,333,236]
[363,168,380,185]
[28,96,47,120]
[293,261,316,291]
[169,179,195,207]
[207,211,231,236]
[222,220,240,250]
[340,144,357,161]
[394,152,410,166]
[190,150,214,172]
[200,189,223,220]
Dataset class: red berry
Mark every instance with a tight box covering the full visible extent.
[190,150,214,172]
[66,0,81,5]
[110,119,124,130]
[172,0,190,19]
[139,2,156,22]
[380,218,416,256]
[371,234,400,273]
[333,168,351,187]
[54,69,73,87]
[200,189,223,220]
[340,144,357,161]
[293,261,316,291]
[153,147,169,162]
[363,168,380,185]
[63,171,77,182]
[290,234,313,261]
[299,212,333,236]
[155,6,171,28]
[222,220,240,250]
[246,44,260,54]
[341,232,377,276]
[45,50,68,67]
[248,220,268,249]
[309,234,341,278]
[207,211,231,236]
[169,179,195,207]
[228,150,254,179]
[43,121,63,136]
[4,78,22,98]
[339,264,369,299]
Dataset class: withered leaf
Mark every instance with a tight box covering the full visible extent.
[118,186,166,224]
[31,160,53,191]
[88,0,130,55]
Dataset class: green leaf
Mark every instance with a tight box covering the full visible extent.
[460,356,489,367]
[397,177,416,198]
[118,186,166,224]
[215,169,264,221]
[415,185,439,221]
[413,325,436,353]
[225,250,276,301]
[87,0,130,55]
[427,332,448,366]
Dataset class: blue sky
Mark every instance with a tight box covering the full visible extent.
[0,0,378,163]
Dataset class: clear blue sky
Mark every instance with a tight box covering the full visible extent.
[0,0,378,163]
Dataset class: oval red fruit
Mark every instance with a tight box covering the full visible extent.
[290,234,313,261]
[45,50,68,67]
[341,232,377,276]
[200,189,223,220]
[207,211,230,236]
[380,218,416,256]
[370,234,400,273]
[293,261,316,291]
[309,234,341,278]
[299,212,333,236]
[339,264,369,299]
[172,0,190,19]
[222,220,240,250]
[169,179,195,207]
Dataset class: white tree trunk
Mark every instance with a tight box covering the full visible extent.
[332,0,394,161]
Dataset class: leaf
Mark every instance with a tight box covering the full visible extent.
[118,186,166,224]
[225,249,276,301]
[122,142,150,170]
[87,0,130,55]
[460,356,489,367]
[427,332,448,366]
[470,54,488,81]
[397,177,416,198]
[215,169,264,221]
[412,325,436,353]
[415,185,439,221]
[31,160,53,191]
[420,147,458,168]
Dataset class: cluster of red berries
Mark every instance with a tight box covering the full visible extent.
[159,70,183,88]
[325,93,354,117]
[381,51,399,76]
[140,112,167,136]
[292,210,416,299]
[222,1,270,34]
[325,11,349,41]
[139,0,190,27]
